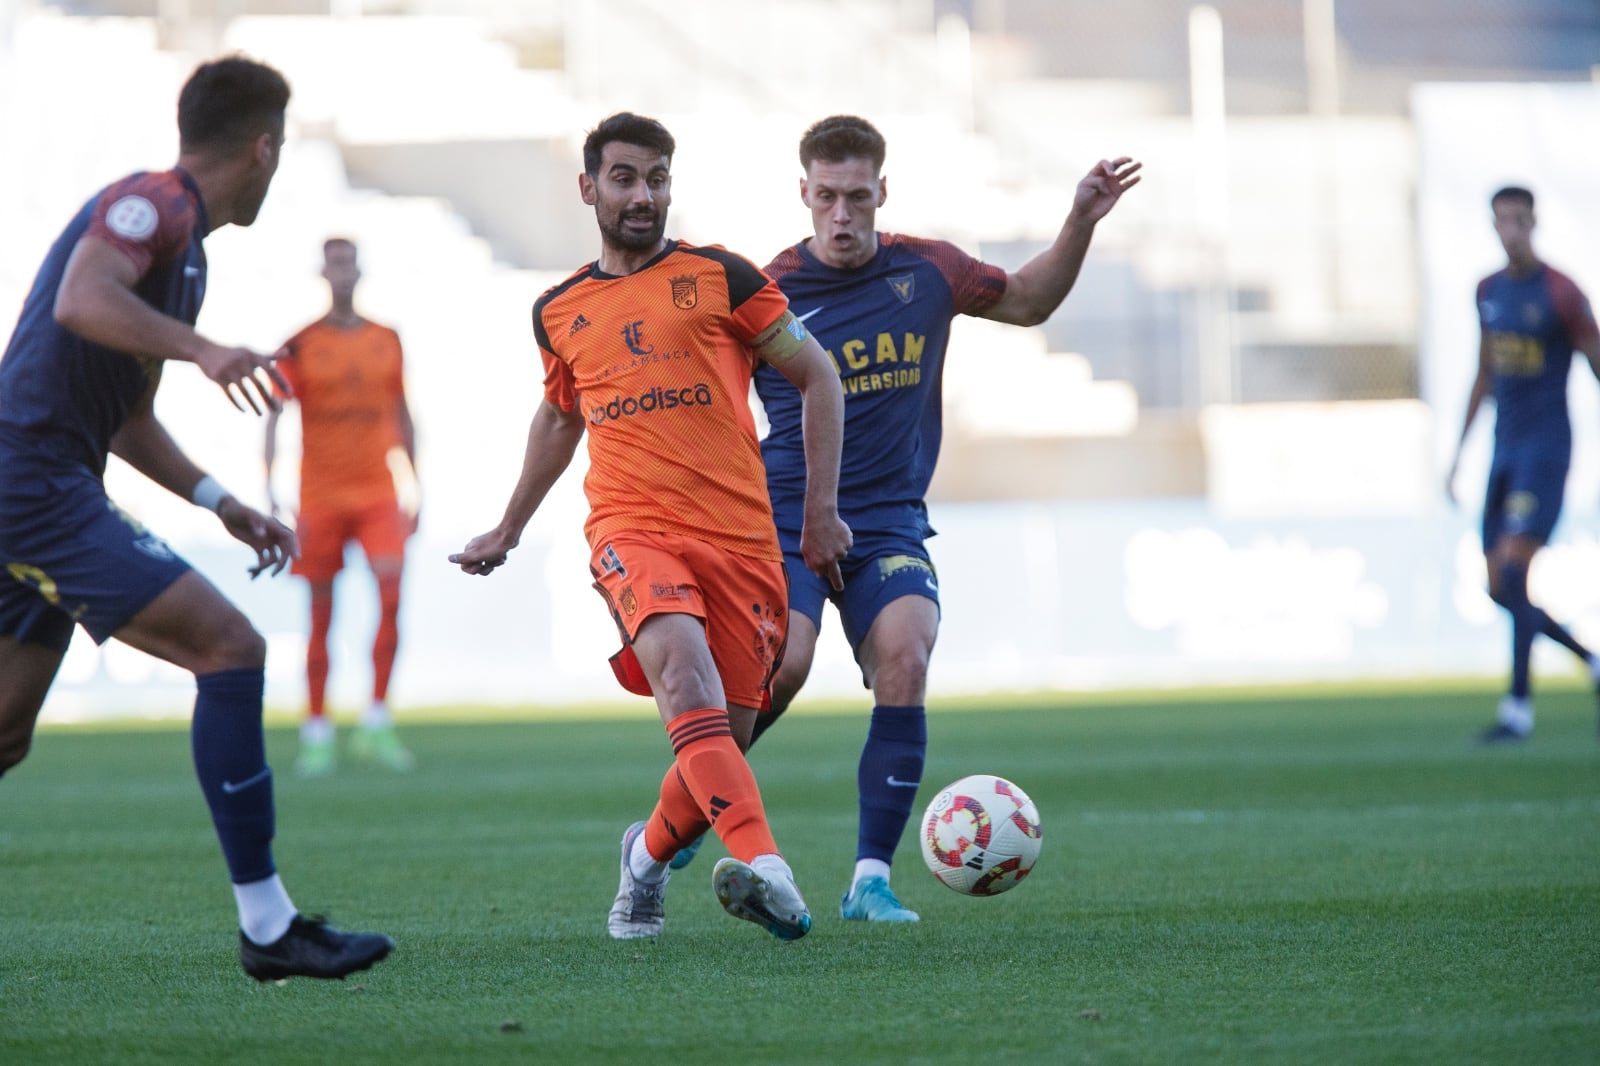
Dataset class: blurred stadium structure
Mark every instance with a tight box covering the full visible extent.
[3,0,1600,716]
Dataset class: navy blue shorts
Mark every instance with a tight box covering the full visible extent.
[0,455,192,651]
[780,524,941,658]
[1482,445,1569,548]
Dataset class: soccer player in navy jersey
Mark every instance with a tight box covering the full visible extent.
[0,56,392,980]
[1445,185,1600,743]
[673,115,1138,921]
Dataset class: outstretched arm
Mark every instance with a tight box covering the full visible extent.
[56,235,289,413]
[449,400,584,575]
[111,384,297,577]
[983,157,1142,327]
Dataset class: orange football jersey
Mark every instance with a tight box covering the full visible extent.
[532,241,791,560]
[280,319,406,512]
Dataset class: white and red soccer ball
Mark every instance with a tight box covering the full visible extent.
[919,774,1043,896]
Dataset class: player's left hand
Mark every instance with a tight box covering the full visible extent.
[450,528,517,576]
[1070,157,1142,224]
[800,512,853,592]
[217,497,299,578]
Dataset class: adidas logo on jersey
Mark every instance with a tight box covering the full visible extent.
[569,314,592,336]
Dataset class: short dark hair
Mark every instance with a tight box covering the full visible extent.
[177,55,290,152]
[582,112,675,177]
[799,115,886,172]
[1491,185,1535,211]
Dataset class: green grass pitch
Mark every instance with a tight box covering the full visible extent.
[2,682,1597,1065]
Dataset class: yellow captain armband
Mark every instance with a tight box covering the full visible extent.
[752,310,810,365]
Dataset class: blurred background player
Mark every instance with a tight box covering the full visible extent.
[1445,185,1600,743]
[265,237,418,774]
[0,55,392,980]
[673,115,1138,923]
[450,111,851,941]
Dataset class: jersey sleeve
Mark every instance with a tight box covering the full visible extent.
[1549,270,1600,349]
[86,172,196,278]
[894,234,1007,317]
[532,303,576,411]
[763,245,804,283]
[694,245,790,345]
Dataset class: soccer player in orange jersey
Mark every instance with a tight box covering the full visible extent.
[265,238,418,776]
[451,112,851,941]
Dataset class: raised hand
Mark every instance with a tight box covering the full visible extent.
[1071,157,1142,224]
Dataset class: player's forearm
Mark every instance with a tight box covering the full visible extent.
[110,410,206,500]
[798,377,845,522]
[497,410,580,537]
[1002,218,1096,327]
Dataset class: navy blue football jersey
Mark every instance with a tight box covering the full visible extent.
[756,233,1005,534]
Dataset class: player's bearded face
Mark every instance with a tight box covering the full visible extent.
[590,144,672,253]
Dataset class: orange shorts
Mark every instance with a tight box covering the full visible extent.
[292,500,411,583]
[590,530,787,709]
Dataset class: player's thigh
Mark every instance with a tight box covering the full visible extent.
[1485,450,1566,555]
[354,502,409,579]
[836,540,941,660]
[689,540,787,712]
[591,533,721,716]
[113,570,265,676]
[630,611,724,717]
[292,506,356,582]
[858,594,941,703]
[1,472,193,647]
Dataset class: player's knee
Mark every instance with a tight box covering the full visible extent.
[195,615,267,673]
[874,642,931,691]
[769,658,811,714]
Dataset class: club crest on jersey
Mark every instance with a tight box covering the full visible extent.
[670,274,699,310]
[619,584,639,617]
[886,273,915,304]
[106,195,159,241]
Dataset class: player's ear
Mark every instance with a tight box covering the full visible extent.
[579,173,598,206]
[252,130,277,168]
[798,176,810,207]
[878,175,887,207]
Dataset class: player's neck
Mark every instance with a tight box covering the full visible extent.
[324,304,362,329]
[596,239,667,277]
[1505,253,1541,279]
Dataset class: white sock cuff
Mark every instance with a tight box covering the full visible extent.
[234,874,297,946]
[853,858,892,887]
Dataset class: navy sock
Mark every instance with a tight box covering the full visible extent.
[1496,562,1539,700]
[192,667,277,883]
[856,704,926,864]
[1537,613,1591,660]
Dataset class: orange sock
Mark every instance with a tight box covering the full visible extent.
[372,573,401,703]
[660,707,779,863]
[306,587,333,718]
[643,764,710,862]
